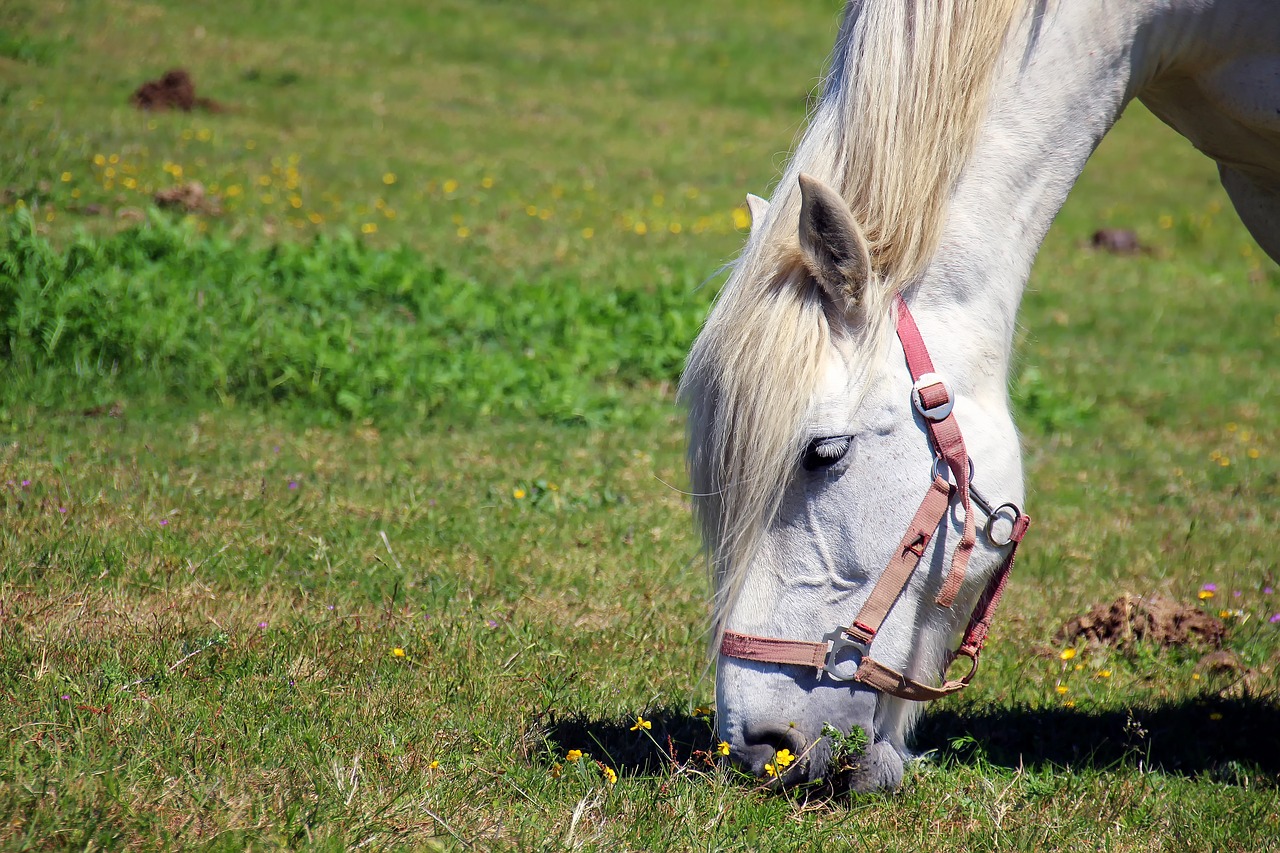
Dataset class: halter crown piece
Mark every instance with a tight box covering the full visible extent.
[719,295,1031,702]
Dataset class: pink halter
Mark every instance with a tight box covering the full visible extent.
[719,295,1030,701]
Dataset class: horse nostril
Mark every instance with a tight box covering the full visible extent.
[738,723,808,776]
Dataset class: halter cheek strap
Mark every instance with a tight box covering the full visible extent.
[718,295,1031,702]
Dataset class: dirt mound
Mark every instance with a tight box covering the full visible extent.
[1089,228,1145,254]
[1057,593,1224,649]
[130,69,223,112]
[154,181,220,215]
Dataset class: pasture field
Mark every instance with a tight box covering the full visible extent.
[2,1,1279,850]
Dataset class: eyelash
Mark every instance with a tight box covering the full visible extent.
[801,435,853,471]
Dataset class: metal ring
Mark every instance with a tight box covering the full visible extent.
[984,502,1022,546]
[931,455,975,485]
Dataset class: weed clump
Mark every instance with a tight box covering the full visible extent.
[0,209,711,424]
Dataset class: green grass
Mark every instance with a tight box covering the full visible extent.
[2,0,1279,850]
[0,211,710,424]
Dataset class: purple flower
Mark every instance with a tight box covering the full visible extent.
[1265,587,1275,595]
[1270,613,1280,624]
[61,694,70,700]
[258,621,268,629]
[58,507,67,514]
[21,479,30,487]
[288,481,298,490]
[486,619,498,628]
[327,604,335,611]
[1201,583,1217,592]
[1232,590,1242,598]
[273,446,281,454]
[159,518,169,526]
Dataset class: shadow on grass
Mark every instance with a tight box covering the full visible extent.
[539,696,1279,783]
[915,695,1280,780]
[540,708,721,776]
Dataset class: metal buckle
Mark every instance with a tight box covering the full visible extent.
[821,628,870,682]
[911,372,954,421]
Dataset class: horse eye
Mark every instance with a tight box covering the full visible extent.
[802,436,852,471]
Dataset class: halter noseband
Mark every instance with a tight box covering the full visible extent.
[718,295,1031,702]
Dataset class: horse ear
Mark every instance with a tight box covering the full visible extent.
[797,173,870,310]
[745,193,769,236]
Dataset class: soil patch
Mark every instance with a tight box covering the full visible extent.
[130,69,223,112]
[1089,228,1145,254]
[154,181,220,215]
[1056,593,1224,649]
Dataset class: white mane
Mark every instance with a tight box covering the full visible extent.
[681,0,1029,642]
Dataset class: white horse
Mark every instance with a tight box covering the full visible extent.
[680,0,1280,792]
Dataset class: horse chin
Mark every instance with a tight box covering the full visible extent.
[827,740,906,794]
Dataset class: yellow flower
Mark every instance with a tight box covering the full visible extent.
[693,705,712,717]
[1055,685,1069,695]
[361,223,377,234]
[716,741,730,756]
[630,716,651,732]
[513,488,526,499]
[601,766,617,785]
[1198,590,1215,600]
[443,179,459,194]
[481,176,494,188]
[1097,670,1112,678]
[392,647,406,657]
[549,763,562,778]
[383,172,397,185]
[764,763,777,778]
[1059,648,1076,661]
[565,749,583,763]
[429,760,439,769]
[60,171,72,182]
[732,206,751,230]
[774,749,794,768]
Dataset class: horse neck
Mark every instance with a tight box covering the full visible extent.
[904,1,1165,389]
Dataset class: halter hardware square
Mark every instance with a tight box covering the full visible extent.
[821,628,870,681]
